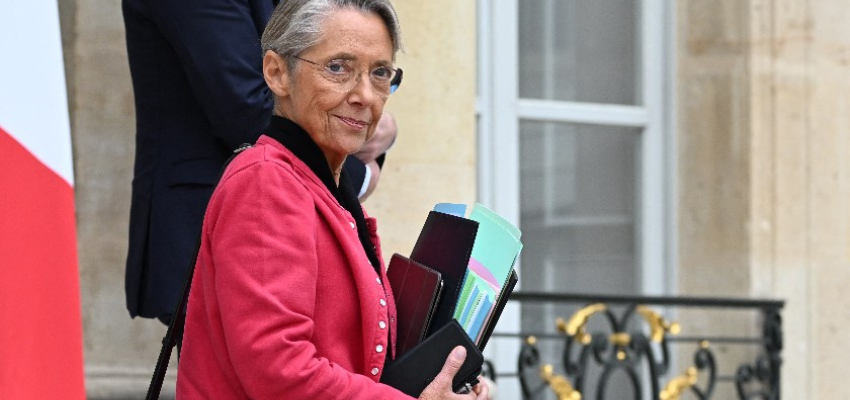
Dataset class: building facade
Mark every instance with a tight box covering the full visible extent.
[61,0,850,398]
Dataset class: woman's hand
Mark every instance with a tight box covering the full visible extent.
[418,346,490,400]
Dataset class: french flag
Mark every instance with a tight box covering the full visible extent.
[0,1,86,398]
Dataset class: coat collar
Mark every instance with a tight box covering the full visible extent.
[262,115,381,273]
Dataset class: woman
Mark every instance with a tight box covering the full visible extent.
[175,1,489,399]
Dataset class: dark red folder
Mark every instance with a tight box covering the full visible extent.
[386,254,443,356]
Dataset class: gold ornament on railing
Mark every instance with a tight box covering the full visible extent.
[636,305,680,343]
[557,303,607,345]
[660,342,709,400]
[659,367,697,400]
[540,364,582,400]
[609,332,631,360]
[556,304,680,362]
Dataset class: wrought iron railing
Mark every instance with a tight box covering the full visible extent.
[483,292,783,400]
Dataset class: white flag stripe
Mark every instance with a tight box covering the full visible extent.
[0,1,74,186]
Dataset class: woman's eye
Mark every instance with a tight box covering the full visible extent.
[372,67,392,80]
[325,60,349,74]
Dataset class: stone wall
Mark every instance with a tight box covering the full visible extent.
[63,0,850,398]
[678,0,850,397]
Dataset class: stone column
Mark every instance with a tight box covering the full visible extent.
[679,0,850,398]
[677,2,756,398]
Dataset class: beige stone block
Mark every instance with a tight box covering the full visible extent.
[772,262,808,398]
[388,0,476,165]
[755,2,811,396]
[807,83,847,264]
[747,76,776,298]
[805,2,850,397]
[682,0,748,58]
[678,73,751,297]
[747,0,778,299]
[772,77,808,264]
[810,0,850,73]
[810,264,850,399]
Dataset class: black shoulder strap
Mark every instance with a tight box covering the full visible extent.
[146,143,253,400]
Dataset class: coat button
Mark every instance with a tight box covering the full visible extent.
[371,367,379,376]
[349,221,356,229]
[379,320,386,329]
[376,344,384,353]
[376,277,381,284]
[379,299,386,307]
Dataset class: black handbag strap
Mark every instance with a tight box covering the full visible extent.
[146,143,253,400]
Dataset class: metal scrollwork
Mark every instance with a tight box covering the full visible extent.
[735,308,782,400]
[550,304,679,398]
[506,293,782,400]
[519,336,548,399]
[481,359,496,382]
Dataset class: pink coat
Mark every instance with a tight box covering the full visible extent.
[176,136,412,399]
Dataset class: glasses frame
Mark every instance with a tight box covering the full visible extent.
[291,55,403,95]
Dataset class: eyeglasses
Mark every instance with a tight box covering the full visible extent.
[291,55,403,98]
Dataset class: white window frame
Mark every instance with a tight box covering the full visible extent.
[476,1,676,397]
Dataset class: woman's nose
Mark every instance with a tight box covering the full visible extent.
[346,73,385,105]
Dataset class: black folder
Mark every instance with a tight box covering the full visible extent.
[409,211,479,337]
[380,320,482,396]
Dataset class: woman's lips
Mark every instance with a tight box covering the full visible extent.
[337,116,368,130]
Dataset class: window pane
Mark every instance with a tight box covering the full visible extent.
[518,0,640,105]
[519,121,639,295]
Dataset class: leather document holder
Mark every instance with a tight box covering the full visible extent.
[380,319,483,397]
[409,211,479,337]
[386,253,443,356]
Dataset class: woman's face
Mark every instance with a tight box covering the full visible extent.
[275,9,394,169]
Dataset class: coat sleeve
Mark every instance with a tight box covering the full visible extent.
[146,0,274,149]
[203,161,412,399]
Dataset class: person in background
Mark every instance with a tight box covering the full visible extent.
[175,0,488,398]
[122,0,397,325]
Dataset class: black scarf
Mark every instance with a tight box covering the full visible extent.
[261,115,382,274]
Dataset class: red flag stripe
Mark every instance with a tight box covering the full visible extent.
[0,126,85,399]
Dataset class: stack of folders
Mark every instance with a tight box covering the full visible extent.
[380,203,521,397]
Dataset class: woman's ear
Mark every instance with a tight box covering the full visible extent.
[263,50,290,98]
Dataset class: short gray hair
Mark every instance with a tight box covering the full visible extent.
[261,0,402,72]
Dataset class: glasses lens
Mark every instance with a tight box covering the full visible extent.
[390,68,403,94]
[298,55,401,97]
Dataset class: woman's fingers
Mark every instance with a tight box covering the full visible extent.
[472,378,489,400]
[418,346,468,400]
